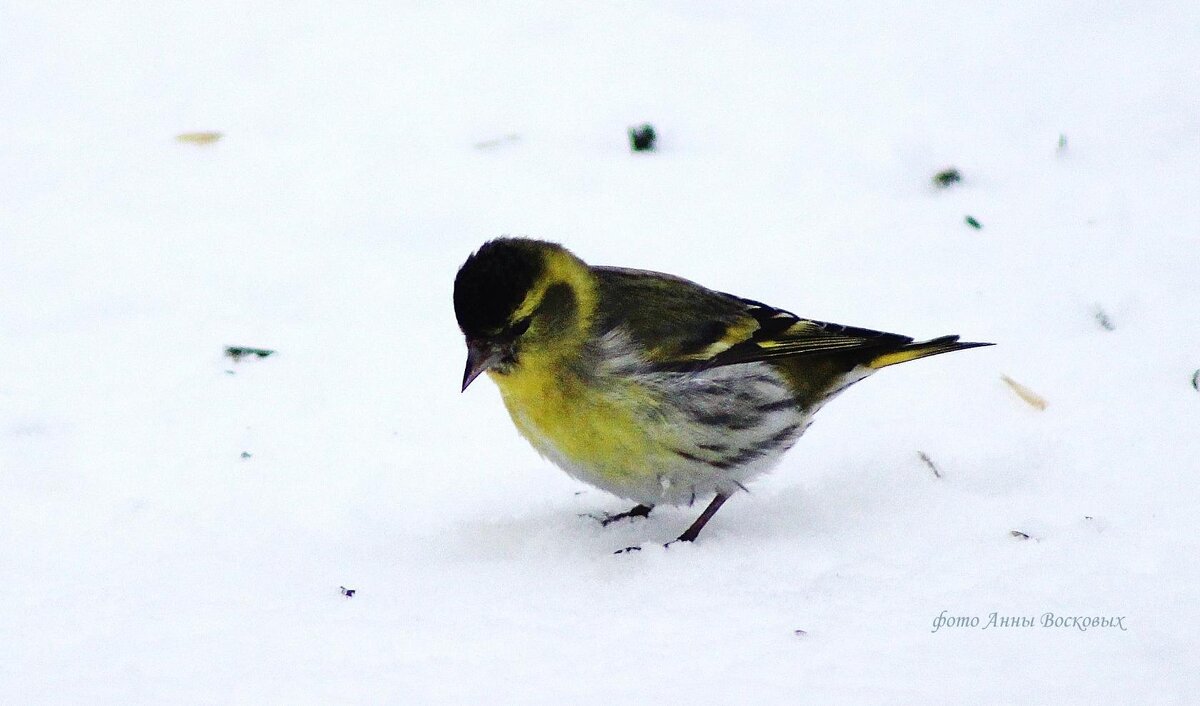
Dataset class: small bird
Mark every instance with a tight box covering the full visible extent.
[454,237,991,547]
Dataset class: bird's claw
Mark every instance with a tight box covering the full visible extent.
[585,504,653,527]
[579,512,626,526]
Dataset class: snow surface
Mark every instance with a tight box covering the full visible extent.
[2,2,1198,703]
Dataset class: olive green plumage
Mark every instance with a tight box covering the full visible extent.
[454,237,992,546]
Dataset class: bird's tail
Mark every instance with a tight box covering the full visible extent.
[867,336,993,369]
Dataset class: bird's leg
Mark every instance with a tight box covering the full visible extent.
[668,492,731,546]
[613,494,732,553]
[589,503,653,526]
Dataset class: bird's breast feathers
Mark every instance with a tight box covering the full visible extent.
[489,329,820,505]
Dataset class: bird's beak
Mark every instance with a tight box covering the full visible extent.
[462,339,504,392]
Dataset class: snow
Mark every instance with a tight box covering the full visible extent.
[2,2,1198,702]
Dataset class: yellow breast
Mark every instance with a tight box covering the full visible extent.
[489,360,674,484]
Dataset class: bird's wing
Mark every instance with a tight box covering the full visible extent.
[592,266,912,370]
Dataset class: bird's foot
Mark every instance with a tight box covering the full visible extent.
[585,503,653,527]
[662,535,695,550]
[614,535,694,554]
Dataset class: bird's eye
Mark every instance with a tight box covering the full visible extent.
[508,316,532,337]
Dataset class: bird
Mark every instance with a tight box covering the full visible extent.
[453,237,991,548]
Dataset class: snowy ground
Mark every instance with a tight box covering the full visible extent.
[3,2,1198,703]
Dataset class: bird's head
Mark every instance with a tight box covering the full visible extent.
[453,237,593,391]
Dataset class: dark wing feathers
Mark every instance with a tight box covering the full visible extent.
[592,266,916,370]
[703,297,913,367]
[591,266,748,360]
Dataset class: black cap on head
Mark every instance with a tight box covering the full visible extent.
[454,238,546,339]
